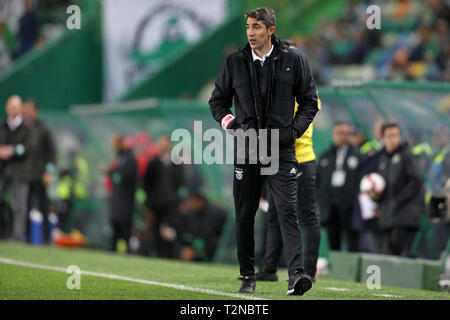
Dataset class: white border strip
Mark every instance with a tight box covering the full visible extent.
[0,257,267,300]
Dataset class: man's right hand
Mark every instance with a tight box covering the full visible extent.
[221,114,239,130]
[42,172,53,186]
[0,146,14,160]
[278,126,296,147]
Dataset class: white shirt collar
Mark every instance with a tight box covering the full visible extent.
[252,45,274,65]
[7,115,23,131]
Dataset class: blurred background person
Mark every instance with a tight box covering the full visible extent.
[106,133,137,253]
[317,121,363,252]
[352,119,386,253]
[23,99,56,244]
[17,0,38,58]
[427,126,450,256]
[143,134,183,258]
[0,12,15,73]
[0,95,33,242]
[176,191,227,262]
[375,122,424,256]
[428,126,450,191]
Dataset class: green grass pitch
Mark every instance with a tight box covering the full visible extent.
[0,241,449,300]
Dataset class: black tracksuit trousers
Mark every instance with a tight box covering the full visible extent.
[261,160,321,278]
[233,159,303,277]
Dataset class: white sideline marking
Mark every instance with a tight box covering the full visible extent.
[373,293,403,298]
[323,287,403,298]
[0,257,266,300]
[323,287,349,292]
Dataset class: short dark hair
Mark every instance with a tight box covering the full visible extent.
[244,7,276,29]
[333,121,351,128]
[24,99,38,109]
[281,39,297,48]
[381,122,400,136]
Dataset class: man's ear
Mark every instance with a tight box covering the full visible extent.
[268,25,275,36]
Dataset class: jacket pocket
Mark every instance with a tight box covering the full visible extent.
[273,72,295,102]
[267,115,294,148]
[232,80,253,121]
[266,114,293,128]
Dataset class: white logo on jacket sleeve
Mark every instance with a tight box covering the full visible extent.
[347,156,359,170]
[235,168,244,180]
[290,167,297,175]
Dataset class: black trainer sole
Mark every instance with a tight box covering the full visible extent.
[287,276,312,296]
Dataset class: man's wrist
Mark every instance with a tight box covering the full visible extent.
[291,126,300,139]
[221,114,235,130]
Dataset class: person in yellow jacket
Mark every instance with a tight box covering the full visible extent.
[256,40,321,282]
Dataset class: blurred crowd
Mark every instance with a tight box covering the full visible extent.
[0,0,69,73]
[314,119,450,258]
[104,133,227,262]
[299,0,450,84]
[0,94,228,263]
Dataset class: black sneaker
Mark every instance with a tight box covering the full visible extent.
[255,270,278,282]
[287,272,312,296]
[239,275,256,294]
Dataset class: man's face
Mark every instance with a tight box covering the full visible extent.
[6,96,23,118]
[374,119,384,142]
[432,132,449,149]
[332,124,350,148]
[110,135,122,152]
[159,135,171,153]
[383,127,401,153]
[246,17,274,51]
[23,102,38,122]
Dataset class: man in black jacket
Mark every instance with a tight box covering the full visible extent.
[176,192,227,262]
[317,121,363,252]
[106,134,137,252]
[23,100,56,244]
[376,122,423,256]
[143,136,181,259]
[209,7,318,295]
[0,95,34,242]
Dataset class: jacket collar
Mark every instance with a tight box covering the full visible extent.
[240,34,284,60]
[383,140,408,156]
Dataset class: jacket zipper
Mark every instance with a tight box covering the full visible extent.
[266,55,280,122]
[242,51,261,124]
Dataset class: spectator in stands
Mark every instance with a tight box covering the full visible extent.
[23,100,56,244]
[433,19,449,81]
[317,121,363,252]
[106,134,137,252]
[176,192,227,262]
[0,95,34,242]
[0,13,15,73]
[17,0,39,58]
[375,122,424,256]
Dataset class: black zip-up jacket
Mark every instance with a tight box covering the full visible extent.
[109,149,137,224]
[316,144,363,226]
[209,35,318,161]
[376,142,423,230]
[0,120,34,182]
